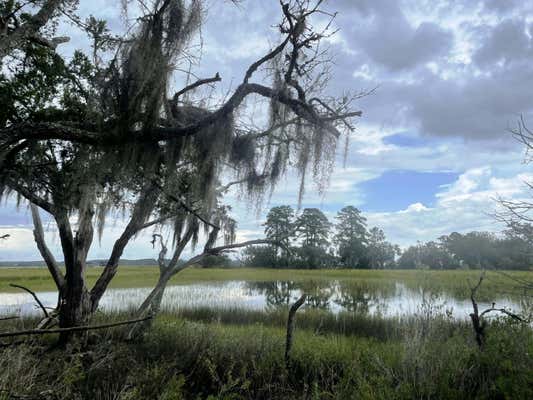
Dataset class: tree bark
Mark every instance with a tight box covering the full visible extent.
[56,204,94,342]
[30,204,65,291]
[285,294,306,365]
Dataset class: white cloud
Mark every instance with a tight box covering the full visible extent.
[366,166,531,247]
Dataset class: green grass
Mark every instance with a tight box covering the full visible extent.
[1,312,531,399]
[1,266,532,399]
[0,266,531,300]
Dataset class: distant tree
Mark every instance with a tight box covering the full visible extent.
[397,241,457,269]
[294,208,331,268]
[242,245,278,268]
[295,208,331,247]
[200,254,233,268]
[439,232,499,268]
[263,205,295,266]
[334,206,368,268]
[496,230,533,270]
[366,227,399,269]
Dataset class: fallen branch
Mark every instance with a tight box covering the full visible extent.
[0,316,152,339]
[0,316,19,321]
[9,284,49,318]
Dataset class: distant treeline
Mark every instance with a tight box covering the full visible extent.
[241,205,533,270]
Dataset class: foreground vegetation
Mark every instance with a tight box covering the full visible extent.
[1,268,532,398]
[1,309,531,399]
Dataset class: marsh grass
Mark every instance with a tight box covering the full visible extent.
[0,310,531,400]
[1,267,531,301]
[0,268,532,399]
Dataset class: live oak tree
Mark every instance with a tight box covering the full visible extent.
[0,0,362,334]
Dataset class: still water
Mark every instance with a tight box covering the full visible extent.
[0,280,522,319]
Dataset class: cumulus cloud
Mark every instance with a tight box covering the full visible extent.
[3,0,533,260]
[367,167,532,247]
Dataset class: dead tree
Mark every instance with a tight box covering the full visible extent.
[285,294,307,366]
[469,273,526,349]
[493,115,533,294]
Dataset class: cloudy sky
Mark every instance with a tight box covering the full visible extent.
[2,0,533,261]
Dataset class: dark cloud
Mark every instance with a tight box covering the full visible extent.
[482,0,522,14]
[408,65,533,139]
[473,18,531,66]
[336,0,453,71]
[320,1,533,142]
[359,21,453,71]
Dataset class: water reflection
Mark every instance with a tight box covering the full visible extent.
[0,279,522,319]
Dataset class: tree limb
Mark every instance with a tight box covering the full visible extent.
[9,284,49,319]
[0,316,152,339]
[30,204,65,291]
[172,73,221,102]
[0,0,68,59]
[4,179,54,214]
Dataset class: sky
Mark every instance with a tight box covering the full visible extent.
[1,0,533,261]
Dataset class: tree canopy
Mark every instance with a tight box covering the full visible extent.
[0,0,363,331]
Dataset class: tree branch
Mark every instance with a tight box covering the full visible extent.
[172,73,221,102]
[0,316,152,339]
[90,183,160,308]
[30,204,64,291]
[9,284,49,319]
[0,0,68,59]
[4,179,54,214]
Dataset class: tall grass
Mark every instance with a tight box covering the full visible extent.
[1,311,531,399]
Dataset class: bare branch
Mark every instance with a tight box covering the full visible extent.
[0,316,152,339]
[172,73,221,102]
[9,284,49,319]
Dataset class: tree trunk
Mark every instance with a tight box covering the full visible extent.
[58,285,92,342]
[127,273,172,339]
[139,272,172,317]
[56,204,94,343]
[285,294,306,366]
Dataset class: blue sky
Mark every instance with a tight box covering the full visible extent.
[359,171,459,212]
[1,0,533,260]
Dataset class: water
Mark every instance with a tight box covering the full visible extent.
[0,280,522,319]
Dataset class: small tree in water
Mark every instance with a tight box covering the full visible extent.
[0,0,363,335]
